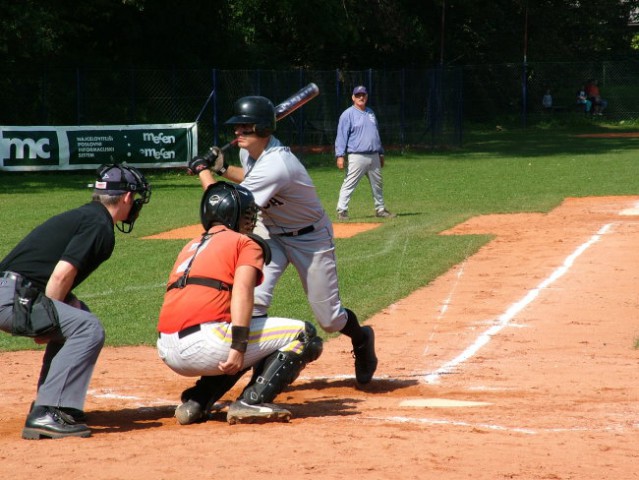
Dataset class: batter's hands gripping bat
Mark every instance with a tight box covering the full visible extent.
[189,83,319,174]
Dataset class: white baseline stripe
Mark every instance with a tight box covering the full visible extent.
[424,223,614,384]
[360,415,630,434]
[424,259,467,356]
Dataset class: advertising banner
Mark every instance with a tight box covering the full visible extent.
[0,123,197,171]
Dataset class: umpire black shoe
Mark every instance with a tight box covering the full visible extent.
[22,406,91,439]
[352,326,378,384]
[29,401,87,424]
[59,407,88,424]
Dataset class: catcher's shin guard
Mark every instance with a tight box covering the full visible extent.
[241,322,323,404]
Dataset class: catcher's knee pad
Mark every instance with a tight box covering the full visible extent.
[299,321,323,364]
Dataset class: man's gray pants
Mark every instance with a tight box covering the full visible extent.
[0,276,105,411]
[337,152,385,213]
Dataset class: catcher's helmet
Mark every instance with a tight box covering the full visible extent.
[200,181,258,233]
[225,96,276,137]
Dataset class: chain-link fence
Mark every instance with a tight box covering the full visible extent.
[1,61,636,159]
[0,67,463,156]
[462,60,639,126]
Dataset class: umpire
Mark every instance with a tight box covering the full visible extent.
[0,163,151,439]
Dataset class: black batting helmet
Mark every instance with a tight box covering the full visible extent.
[200,181,258,233]
[225,96,276,137]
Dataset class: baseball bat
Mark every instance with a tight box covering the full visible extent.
[216,82,320,153]
[273,82,320,122]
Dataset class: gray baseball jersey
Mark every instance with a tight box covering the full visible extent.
[239,137,325,232]
[238,136,348,333]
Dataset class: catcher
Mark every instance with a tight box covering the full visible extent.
[157,181,322,425]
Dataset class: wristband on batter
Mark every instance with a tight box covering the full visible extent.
[215,163,228,176]
[231,326,249,352]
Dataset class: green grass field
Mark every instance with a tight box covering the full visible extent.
[1,122,638,352]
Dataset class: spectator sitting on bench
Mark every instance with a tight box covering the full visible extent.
[585,79,608,115]
[576,85,592,113]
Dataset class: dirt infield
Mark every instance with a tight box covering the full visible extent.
[1,196,639,479]
[141,221,382,240]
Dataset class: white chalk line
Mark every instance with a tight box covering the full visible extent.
[423,259,468,356]
[88,388,174,407]
[423,222,614,385]
[358,415,638,434]
[86,382,639,434]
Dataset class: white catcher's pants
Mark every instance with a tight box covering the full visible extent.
[157,316,306,377]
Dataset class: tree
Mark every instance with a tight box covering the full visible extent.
[1,0,638,69]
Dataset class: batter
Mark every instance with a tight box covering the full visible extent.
[187,94,378,384]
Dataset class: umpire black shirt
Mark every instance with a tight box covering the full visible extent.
[0,201,115,292]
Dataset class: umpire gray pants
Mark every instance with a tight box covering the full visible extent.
[0,276,105,411]
[337,152,385,213]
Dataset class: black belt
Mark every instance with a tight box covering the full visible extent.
[177,324,201,339]
[276,225,314,237]
[159,324,202,339]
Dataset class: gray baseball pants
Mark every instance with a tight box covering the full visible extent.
[337,152,385,213]
[0,276,105,411]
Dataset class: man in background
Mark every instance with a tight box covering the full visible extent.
[335,85,396,221]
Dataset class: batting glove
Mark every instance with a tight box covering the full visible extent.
[187,155,212,175]
[206,146,228,175]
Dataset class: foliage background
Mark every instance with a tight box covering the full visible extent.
[1,1,638,70]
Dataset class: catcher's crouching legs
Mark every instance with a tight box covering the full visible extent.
[227,322,322,425]
[176,370,247,425]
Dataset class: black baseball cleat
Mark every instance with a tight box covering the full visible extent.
[22,406,91,439]
[352,326,378,384]
[175,399,205,425]
[227,400,291,425]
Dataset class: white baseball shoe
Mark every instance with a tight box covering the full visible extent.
[227,400,291,425]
